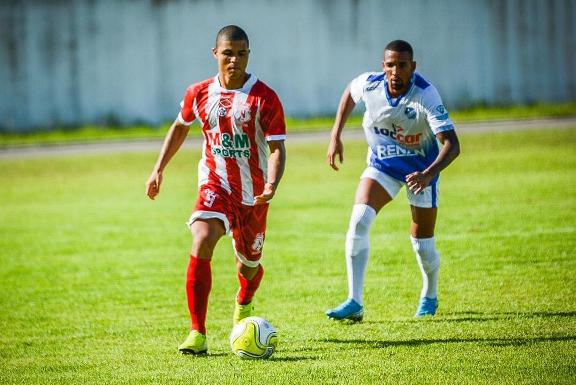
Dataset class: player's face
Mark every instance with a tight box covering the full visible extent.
[213,39,250,81]
[382,50,416,97]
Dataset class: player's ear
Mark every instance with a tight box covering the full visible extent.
[212,47,218,58]
[412,61,417,71]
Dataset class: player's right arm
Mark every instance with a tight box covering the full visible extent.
[147,85,198,200]
[146,119,190,200]
[327,85,356,171]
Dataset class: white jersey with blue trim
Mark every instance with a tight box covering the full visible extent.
[349,71,455,183]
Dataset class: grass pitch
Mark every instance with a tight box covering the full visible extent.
[1,128,575,384]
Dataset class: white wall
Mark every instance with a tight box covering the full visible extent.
[1,0,575,130]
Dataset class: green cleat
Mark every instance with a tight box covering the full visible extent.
[233,302,254,325]
[178,330,207,355]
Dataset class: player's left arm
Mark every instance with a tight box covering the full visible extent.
[406,129,460,194]
[254,140,286,205]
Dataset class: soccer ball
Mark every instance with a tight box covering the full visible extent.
[229,316,278,359]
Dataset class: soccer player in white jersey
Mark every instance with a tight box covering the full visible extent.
[325,40,460,321]
[146,25,286,354]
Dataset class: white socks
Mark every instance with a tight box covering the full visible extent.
[410,236,440,299]
[345,204,376,305]
[344,204,441,304]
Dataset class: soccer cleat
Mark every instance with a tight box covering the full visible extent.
[325,298,364,322]
[233,302,254,325]
[415,297,438,317]
[178,330,207,355]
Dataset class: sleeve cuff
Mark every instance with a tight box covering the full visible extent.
[177,112,194,126]
[434,124,455,133]
[266,134,286,141]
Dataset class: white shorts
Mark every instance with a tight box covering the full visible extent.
[361,166,439,208]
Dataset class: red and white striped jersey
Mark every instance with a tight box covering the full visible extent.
[177,74,286,205]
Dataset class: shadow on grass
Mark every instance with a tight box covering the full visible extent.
[179,351,318,361]
[178,352,229,358]
[320,335,576,348]
[268,355,318,362]
[357,310,576,324]
[428,310,576,323]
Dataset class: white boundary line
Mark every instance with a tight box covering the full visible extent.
[1,117,575,160]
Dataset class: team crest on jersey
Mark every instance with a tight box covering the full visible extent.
[217,107,227,117]
[233,101,252,124]
[215,97,233,118]
[203,188,217,208]
[405,107,416,119]
[251,233,264,254]
[435,105,449,120]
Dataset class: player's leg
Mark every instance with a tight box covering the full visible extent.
[180,185,229,354]
[232,204,268,324]
[409,188,441,317]
[233,261,263,324]
[326,168,398,321]
[180,218,226,354]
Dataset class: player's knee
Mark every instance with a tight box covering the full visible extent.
[348,204,376,234]
[191,227,220,258]
[410,236,440,272]
[346,204,376,256]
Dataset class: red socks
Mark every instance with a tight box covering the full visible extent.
[186,256,211,334]
[237,265,264,305]
[186,257,264,332]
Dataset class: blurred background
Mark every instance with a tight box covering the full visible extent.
[0,0,575,132]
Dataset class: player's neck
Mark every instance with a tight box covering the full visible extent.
[387,85,409,99]
[218,73,250,90]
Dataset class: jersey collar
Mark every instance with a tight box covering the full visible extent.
[384,73,415,107]
[214,73,258,93]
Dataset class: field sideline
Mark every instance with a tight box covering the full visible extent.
[0,126,575,384]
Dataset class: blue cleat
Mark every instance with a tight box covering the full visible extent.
[325,298,364,322]
[415,297,438,317]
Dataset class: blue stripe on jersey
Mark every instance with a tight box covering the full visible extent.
[384,81,411,107]
[367,73,385,82]
[414,73,430,90]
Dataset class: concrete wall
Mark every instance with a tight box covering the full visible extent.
[1,0,575,130]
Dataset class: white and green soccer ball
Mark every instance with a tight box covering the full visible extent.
[229,316,278,359]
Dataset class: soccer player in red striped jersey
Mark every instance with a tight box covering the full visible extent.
[145,25,286,355]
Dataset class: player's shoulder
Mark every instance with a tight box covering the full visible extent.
[412,73,443,101]
[252,78,276,93]
[354,71,384,86]
[413,72,432,91]
[251,78,282,102]
[413,72,444,97]
[184,77,215,96]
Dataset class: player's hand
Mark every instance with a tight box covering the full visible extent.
[146,170,163,200]
[327,137,344,171]
[254,183,276,205]
[405,171,433,194]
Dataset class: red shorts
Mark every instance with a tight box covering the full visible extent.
[187,184,269,267]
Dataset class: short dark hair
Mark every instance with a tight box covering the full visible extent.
[385,40,413,59]
[215,25,249,47]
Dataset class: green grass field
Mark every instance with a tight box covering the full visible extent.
[1,127,575,384]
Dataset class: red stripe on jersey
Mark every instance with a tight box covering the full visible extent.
[195,80,220,184]
[218,92,243,203]
[257,82,286,138]
[245,85,265,197]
